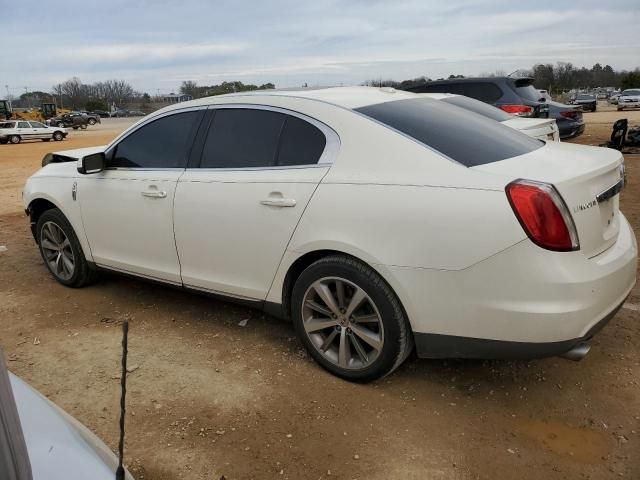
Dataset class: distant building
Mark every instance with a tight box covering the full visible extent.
[160,93,193,103]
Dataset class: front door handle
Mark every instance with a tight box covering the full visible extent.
[141,190,167,198]
[260,196,297,207]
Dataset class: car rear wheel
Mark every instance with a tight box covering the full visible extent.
[53,131,64,141]
[36,208,97,287]
[9,135,20,144]
[291,255,413,382]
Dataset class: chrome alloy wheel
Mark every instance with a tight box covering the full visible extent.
[40,221,75,281]
[301,277,384,370]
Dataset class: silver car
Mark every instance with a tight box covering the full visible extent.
[0,353,133,480]
[0,121,67,145]
[617,89,640,111]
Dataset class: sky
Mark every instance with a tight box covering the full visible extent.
[2,0,639,96]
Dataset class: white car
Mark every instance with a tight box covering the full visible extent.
[617,89,640,110]
[417,92,560,141]
[0,120,67,144]
[23,87,637,381]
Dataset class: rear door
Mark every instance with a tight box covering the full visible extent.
[174,106,338,300]
[16,121,34,140]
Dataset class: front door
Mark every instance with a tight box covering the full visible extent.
[174,106,336,300]
[79,109,203,283]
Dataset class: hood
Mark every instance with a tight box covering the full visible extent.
[10,373,133,480]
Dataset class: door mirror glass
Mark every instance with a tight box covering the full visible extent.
[77,152,105,174]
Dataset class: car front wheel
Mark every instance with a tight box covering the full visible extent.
[36,208,96,287]
[291,255,413,382]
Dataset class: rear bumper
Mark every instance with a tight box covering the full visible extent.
[559,120,585,139]
[384,213,637,358]
[414,296,626,359]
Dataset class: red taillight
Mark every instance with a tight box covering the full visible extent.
[499,104,534,117]
[560,110,580,120]
[506,180,579,252]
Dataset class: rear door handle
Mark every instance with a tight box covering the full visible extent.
[260,197,296,207]
[141,190,167,198]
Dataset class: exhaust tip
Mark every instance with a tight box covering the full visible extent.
[560,342,591,361]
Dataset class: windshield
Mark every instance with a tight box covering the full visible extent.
[622,90,640,96]
[440,95,512,122]
[355,98,543,167]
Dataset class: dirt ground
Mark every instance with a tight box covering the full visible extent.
[1,107,640,480]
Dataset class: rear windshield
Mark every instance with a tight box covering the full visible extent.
[439,95,512,122]
[513,84,546,102]
[355,98,543,167]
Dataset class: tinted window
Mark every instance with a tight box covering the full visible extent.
[514,84,545,102]
[440,95,511,122]
[277,116,326,166]
[460,83,503,102]
[111,111,199,168]
[17,122,30,128]
[0,122,14,128]
[201,109,285,168]
[356,98,543,167]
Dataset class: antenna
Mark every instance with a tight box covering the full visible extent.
[115,320,129,480]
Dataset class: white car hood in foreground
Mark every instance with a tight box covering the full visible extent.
[10,373,133,480]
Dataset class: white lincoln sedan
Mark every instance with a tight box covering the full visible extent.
[23,87,637,381]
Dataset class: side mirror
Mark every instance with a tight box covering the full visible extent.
[77,152,106,174]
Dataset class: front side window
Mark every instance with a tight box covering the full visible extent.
[200,109,327,169]
[29,122,46,128]
[356,98,543,167]
[111,111,199,168]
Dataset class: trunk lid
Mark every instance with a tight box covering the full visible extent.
[474,142,625,258]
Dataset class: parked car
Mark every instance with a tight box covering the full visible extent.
[48,113,92,129]
[0,120,67,144]
[419,93,559,141]
[127,110,146,117]
[111,109,131,118]
[617,89,640,111]
[77,111,101,125]
[23,87,636,382]
[570,94,597,112]
[546,100,585,139]
[405,77,550,118]
[0,352,134,479]
[90,109,111,118]
[608,93,622,105]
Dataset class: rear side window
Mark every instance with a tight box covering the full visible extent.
[200,109,326,168]
[356,98,543,167]
[460,83,503,103]
[111,111,199,168]
[17,122,30,128]
[440,95,511,122]
[277,116,326,166]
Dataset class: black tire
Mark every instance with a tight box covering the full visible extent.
[36,208,97,288]
[72,126,78,130]
[88,118,96,125]
[42,138,51,142]
[9,135,20,144]
[291,255,413,382]
[0,139,7,144]
[80,124,87,130]
[53,131,64,141]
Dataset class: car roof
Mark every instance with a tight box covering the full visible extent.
[171,86,419,110]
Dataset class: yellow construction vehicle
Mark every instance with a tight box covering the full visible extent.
[0,100,69,121]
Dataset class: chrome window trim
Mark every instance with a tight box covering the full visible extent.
[196,103,340,169]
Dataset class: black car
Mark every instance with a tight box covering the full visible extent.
[570,94,597,112]
[405,77,583,139]
[406,77,550,118]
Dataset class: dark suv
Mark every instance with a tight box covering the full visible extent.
[406,77,584,139]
